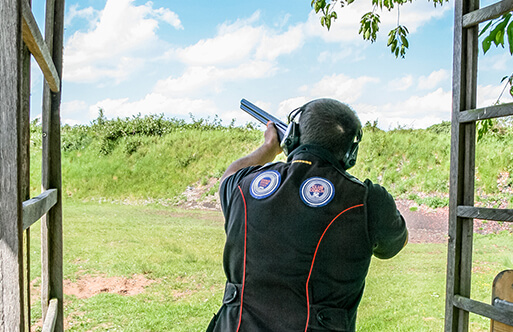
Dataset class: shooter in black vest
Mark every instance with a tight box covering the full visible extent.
[208,98,408,332]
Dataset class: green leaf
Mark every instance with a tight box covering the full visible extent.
[401,35,409,48]
[347,0,355,4]
[510,85,513,97]
[479,20,493,37]
[387,32,395,46]
[482,35,492,54]
[507,21,513,55]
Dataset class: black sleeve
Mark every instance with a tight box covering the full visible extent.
[365,179,408,259]
[219,166,260,215]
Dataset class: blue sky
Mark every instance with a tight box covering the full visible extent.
[30,0,513,129]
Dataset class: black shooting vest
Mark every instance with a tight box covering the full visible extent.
[212,146,373,332]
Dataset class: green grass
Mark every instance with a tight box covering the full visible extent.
[28,117,513,208]
[28,202,513,331]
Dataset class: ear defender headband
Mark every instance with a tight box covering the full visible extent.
[280,104,363,170]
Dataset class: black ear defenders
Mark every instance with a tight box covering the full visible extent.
[340,128,362,170]
[280,107,303,156]
[280,105,363,170]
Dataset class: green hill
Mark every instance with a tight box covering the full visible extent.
[29,114,513,208]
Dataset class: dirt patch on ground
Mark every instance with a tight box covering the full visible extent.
[178,178,512,244]
[396,199,512,243]
[63,274,157,299]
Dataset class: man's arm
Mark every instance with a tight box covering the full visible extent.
[219,122,283,185]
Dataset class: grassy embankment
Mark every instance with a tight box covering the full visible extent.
[26,114,513,331]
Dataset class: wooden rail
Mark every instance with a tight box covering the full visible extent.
[41,299,58,332]
[21,0,60,93]
[453,295,513,326]
[457,206,513,222]
[462,0,513,28]
[22,189,58,230]
[459,102,513,123]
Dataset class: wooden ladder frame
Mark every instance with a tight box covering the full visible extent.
[0,0,65,331]
[445,0,513,330]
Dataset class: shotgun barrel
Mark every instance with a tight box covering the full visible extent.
[240,99,287,142]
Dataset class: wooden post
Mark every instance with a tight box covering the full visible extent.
[0,0,25,331]
[445,0,479,330]
[41,1,64,330]
[21,1,33,330]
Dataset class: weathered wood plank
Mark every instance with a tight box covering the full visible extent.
[491,270,513,332]
[41,299,58,332]
[20,0,32,328]
[445,0,465,329]
[453,295,513,327]
[463,0,513,28]
[459,102,513,123]
[0,0,25,331]
[22,189,58,230]
[41,1,64,331]
[21,0,60,93]
[458,206,513,222]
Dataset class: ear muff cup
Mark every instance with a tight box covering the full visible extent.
[281,122,300,156]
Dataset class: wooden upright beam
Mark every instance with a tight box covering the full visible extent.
[445,0,479,330]
[41,1,64,331]
[0,0,25,331]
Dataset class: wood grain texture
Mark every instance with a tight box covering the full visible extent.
[459,102,513,123]
[491,270,513,331]
[0,0,24,330]
[463,0,513,28]
[21,0,60,93]
[22,189,58,230]
[457,206,513,222]
[40,1,64,330]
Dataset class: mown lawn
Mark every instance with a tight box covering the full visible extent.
[29,201,513,331]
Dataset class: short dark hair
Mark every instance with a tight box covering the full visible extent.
[298,98,361,161]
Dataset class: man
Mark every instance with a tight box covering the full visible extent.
[208,98,408,332]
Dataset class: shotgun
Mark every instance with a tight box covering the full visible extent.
[240,99,287,142]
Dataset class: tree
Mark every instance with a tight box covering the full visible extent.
[311,0,513,60]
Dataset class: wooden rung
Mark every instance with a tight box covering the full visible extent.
[22,189,58,230]
[453,295,513,326]
[21,0,60,93]
[463,0,513,28]
[41,298,58,332]
[459,102,513,123]
[457,206,513,222]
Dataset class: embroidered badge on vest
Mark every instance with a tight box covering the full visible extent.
[300,177,335,207]
[250,170,281,199]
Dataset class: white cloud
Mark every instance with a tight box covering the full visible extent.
[418,69,450,90]
[154,61,276,97]
[388,75,414,91]
[90,94,219,120]
[173,13,304,66]
[63,0,182,83]
[65,4,99,27]
[376,88,451,128]
[308,73,380,103]
[478,83,513,107]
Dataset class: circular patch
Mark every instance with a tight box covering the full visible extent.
[250,170,281,199]
[300,177,335,207]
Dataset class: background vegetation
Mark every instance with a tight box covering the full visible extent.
[29,113,513,208]
[26,113,513,331]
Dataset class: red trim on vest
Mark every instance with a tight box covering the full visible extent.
[236,186,248,332]
[303,204,364,332]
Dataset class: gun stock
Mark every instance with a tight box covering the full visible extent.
[240,99,287,141]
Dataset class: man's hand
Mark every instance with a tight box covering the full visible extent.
[220,122,283,184]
